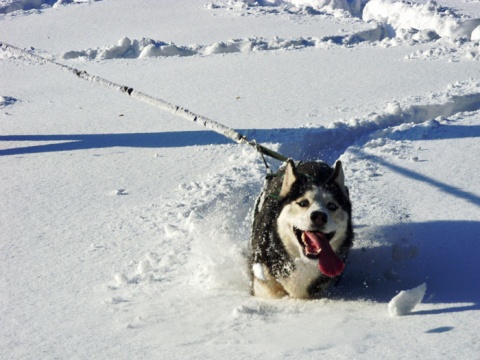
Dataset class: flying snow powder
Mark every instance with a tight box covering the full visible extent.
[388,283,427,316]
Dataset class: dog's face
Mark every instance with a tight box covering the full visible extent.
[276,160,351,276]
[278,186,349,256]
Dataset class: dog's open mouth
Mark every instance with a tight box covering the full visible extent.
[294,227,345,277]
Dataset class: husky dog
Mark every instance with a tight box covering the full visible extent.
[249,160,353,299]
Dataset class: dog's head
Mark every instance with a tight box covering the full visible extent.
[276,160,352,277]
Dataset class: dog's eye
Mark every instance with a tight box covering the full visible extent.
[327,202,338,211]
[297,200,310,208]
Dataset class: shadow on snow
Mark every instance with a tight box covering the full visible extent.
[0,131,231,156]
[1,123,479,159]
[2,126,479,314]
[332,220,480,314]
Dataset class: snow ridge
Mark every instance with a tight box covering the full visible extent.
[55,0,480,62]
[213,0,480,41]
[363,0,480,40]
[0,0,96,15]
[274,81,480,162]
[406,39,480,61]
[208,0,370,17]
[61,28,388,60]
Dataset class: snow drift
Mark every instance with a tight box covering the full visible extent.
[0,0,92,14]
[363,0,480,39]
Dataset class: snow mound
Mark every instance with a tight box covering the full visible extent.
[0,0,93,15]
[279,0,368,16]
[472,25,480,40]
[61,36,317,60]
[388,283,427,316]
[62,37,186,59]
[363,0,480,40]
[209,0,369,17]
[63,31,390,60]
[406,41,480,62]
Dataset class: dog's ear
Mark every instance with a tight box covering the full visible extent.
[279,160,297,198]
[329,160,348,197]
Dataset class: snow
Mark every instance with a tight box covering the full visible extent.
[363,0,480,39]
[388,283,427,316]
[1,0,480,358]
[0,0,89,14]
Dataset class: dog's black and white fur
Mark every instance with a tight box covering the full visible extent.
[249,160,353,299]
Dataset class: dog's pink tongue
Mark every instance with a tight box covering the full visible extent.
[304,231,345,277]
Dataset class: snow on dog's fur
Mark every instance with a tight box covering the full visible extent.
[249,160,353,299]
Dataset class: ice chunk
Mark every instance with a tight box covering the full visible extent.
[388,283,427,316]
[252,263,265,281]
[472,26,480,41]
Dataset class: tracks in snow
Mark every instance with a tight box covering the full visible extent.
[52,0,480,62]
[104,79,480,318]
[249,80,480,163]
[61,26,387,60]
[4,0,480,62]
[3,0,480,317]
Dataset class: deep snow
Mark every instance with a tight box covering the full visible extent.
[1,0,480,359]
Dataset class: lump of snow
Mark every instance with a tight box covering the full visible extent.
[252,263,265,280]
[472,25,480,41]
[388,283,427,316]
[164,224,180,238]
[204,41,241,55]
[137,260,151,275]
[385,101,402,115]
[114,273,129,285]
[363,0,480,40]
[268,0,368,17]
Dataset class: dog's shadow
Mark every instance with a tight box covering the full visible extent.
[329,220,480,313]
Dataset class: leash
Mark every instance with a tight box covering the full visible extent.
[0,41,289,165]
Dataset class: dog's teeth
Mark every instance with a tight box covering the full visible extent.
[301,232,307,245]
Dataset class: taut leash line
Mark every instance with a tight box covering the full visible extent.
[0,41,288,163]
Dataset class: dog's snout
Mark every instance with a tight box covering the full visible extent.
[310,211,327,227]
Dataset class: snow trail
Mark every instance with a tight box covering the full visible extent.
[364,0,480,40]
[213,0,480,41]
[105,79,480,313]
[60,29,388,61]
[274,81,480,162]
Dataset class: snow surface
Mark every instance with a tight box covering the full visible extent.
[1,0,480,359]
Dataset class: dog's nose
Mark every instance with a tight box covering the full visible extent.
[310,211,327,227]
